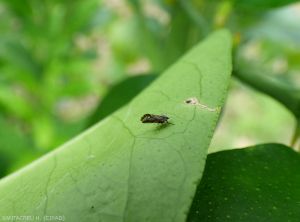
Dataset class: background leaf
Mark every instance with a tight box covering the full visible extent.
[233,0,299,13]
[0,29,232,222]
[87,74,157,128]
[188,143,300,222]
[0,115,37,177]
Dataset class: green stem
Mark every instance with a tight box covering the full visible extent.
[291,120,300,148]
[179,0,210,35]
[233,68,300,119]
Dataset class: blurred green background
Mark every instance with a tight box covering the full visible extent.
[0,0,299,178]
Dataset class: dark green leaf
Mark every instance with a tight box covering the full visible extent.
[234,0,299,13]
[188,143,300,222]
[87,74,157,127]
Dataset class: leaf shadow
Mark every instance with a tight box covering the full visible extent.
[154,122,174,131]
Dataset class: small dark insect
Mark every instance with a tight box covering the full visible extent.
[140,114,170,124]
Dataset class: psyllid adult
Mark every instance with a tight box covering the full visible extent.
[140,114,172,124]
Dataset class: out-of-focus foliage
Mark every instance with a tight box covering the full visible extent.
[0,0,103,174]
[0,115,36,177]
[238,5,300,86]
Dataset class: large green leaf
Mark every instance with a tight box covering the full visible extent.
[188,143,300,222]
[0,30,232,222]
